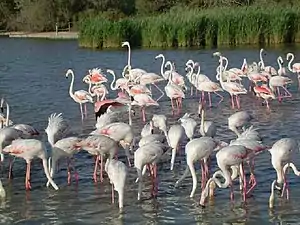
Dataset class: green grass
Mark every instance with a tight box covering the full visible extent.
[79,5,300,49]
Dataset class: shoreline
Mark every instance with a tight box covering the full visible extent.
[0,31,78,40]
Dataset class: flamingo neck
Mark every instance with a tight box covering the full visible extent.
[283,162,300,176]
[160,55,167,79]
[269,180,276,208]
[127,44,131,67]
[260,49,265,69]
[277,57,282,72]
[68,71,75,99]
[110,71,118,91]
[287,53,294,72]
[5,102,9,127]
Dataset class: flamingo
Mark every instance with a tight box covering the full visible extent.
[178,113,197,141]
[269,72,293,102]
[151,114,184,170]
[155,53,185,87]
[175,137,222,197]
[83,68,108,85]
[3,139,59,191]
[105,158,127,212]
[200,145,250,206]
[216,56,247,109]
[134,141,169,200]
[85,77,109,102]
[0,98,39,138]
[45,113,82,186]
[138,121,166,148]
[131,93,159,122]
[91,122,133,166]
[287,52,300,90]
[268,138,300,203]
[253,85,276,110]
[65,69,93,120]
[80,135,118,183]
[228,111,254,137]
[164,61,185,114]
[259,48,277,75]
[198,104,217,138]
[121,41,147,82]
[193,63,224,107]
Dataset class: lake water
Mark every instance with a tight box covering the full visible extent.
[0,38,300,224]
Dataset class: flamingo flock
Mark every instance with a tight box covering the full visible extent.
[0,42,300,215]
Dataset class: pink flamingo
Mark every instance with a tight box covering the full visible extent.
[131,93,159,122]
[253,85,275,110]
[164,61,185,114]
[3,139,59,191]
[217,57,247,109]
[83,68,108,85]
[287,52,300,90]
[66,69,93,120]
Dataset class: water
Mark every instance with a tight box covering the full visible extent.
[1,38,300,224]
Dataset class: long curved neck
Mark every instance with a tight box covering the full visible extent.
[5,102,9,127]
[219,57,225,89]
[272,158,284,184]
[223,57,228,71]
[194,64,201,84]
[100,88,107,101]
[68,71,75,98]
[269,180,276,208]
[109,71,118,90]
[277,57,282,71]
[186,65,193,78]
[283,162,300,176]
[127,44,131,67]
[260,49,265,69]
[200,169,231,205]
[88,81,93,96]
[200,108,205,136]
[287,53,294,72]
[159,55,166,79]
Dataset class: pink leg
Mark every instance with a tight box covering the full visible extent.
[67,159,71,185]
[190,86,193,96]
[93,156,99,183]
[214,91,224,105]
[8,157,13,180]
[170,99,175,113]
[208,92,212,107]
[277,87,282,102]
[84,104,87,117]
[176,99,180,115]
[79,104,84,121]
[236,95,241,109]
[141,107,146,122]
[281,172,289,200]
[241,163,247,201]
[266,100,270,110]
[230,181,234,202]
[100,155,104,183]
[298,74,300,91]
[281,86,292,98]
[25,162,31,190]
[231,95,235,109]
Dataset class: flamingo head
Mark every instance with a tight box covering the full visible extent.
[286,52,293,61]
[213,52,222,57]
[65,69,73,78]
[121,41,130,47]
[155,54,164,59]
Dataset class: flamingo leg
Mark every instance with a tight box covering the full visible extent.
[84,104,87,118]
[67,158,71,185]
[170,99,175,113]
[208,92,212,107]
[176,99,180,115]
[69,158,79,183]
[190,86,193,96]
[93,155,99,183]
[277,87,282,102]
[240,163,247,202]
[214,91,224,105]
[281,86,292,98]
[79,104,84,121]
[231,95,235,109]
[25,161,31,190]
[8,157,15,180]
[111,184,115,204]
[154,164,158,196]
[141,106,146,122]
[200,161,205,190]
[153,83,165,102]
[100,155,104,183]
[298,74,300,91]
[281,171,289,200]
[236,95,241,109]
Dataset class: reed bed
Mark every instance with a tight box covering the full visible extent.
[79,5,300,49]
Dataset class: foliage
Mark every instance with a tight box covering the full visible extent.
[79,4,300,48]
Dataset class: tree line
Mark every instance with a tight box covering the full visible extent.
[0,0,297,32]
